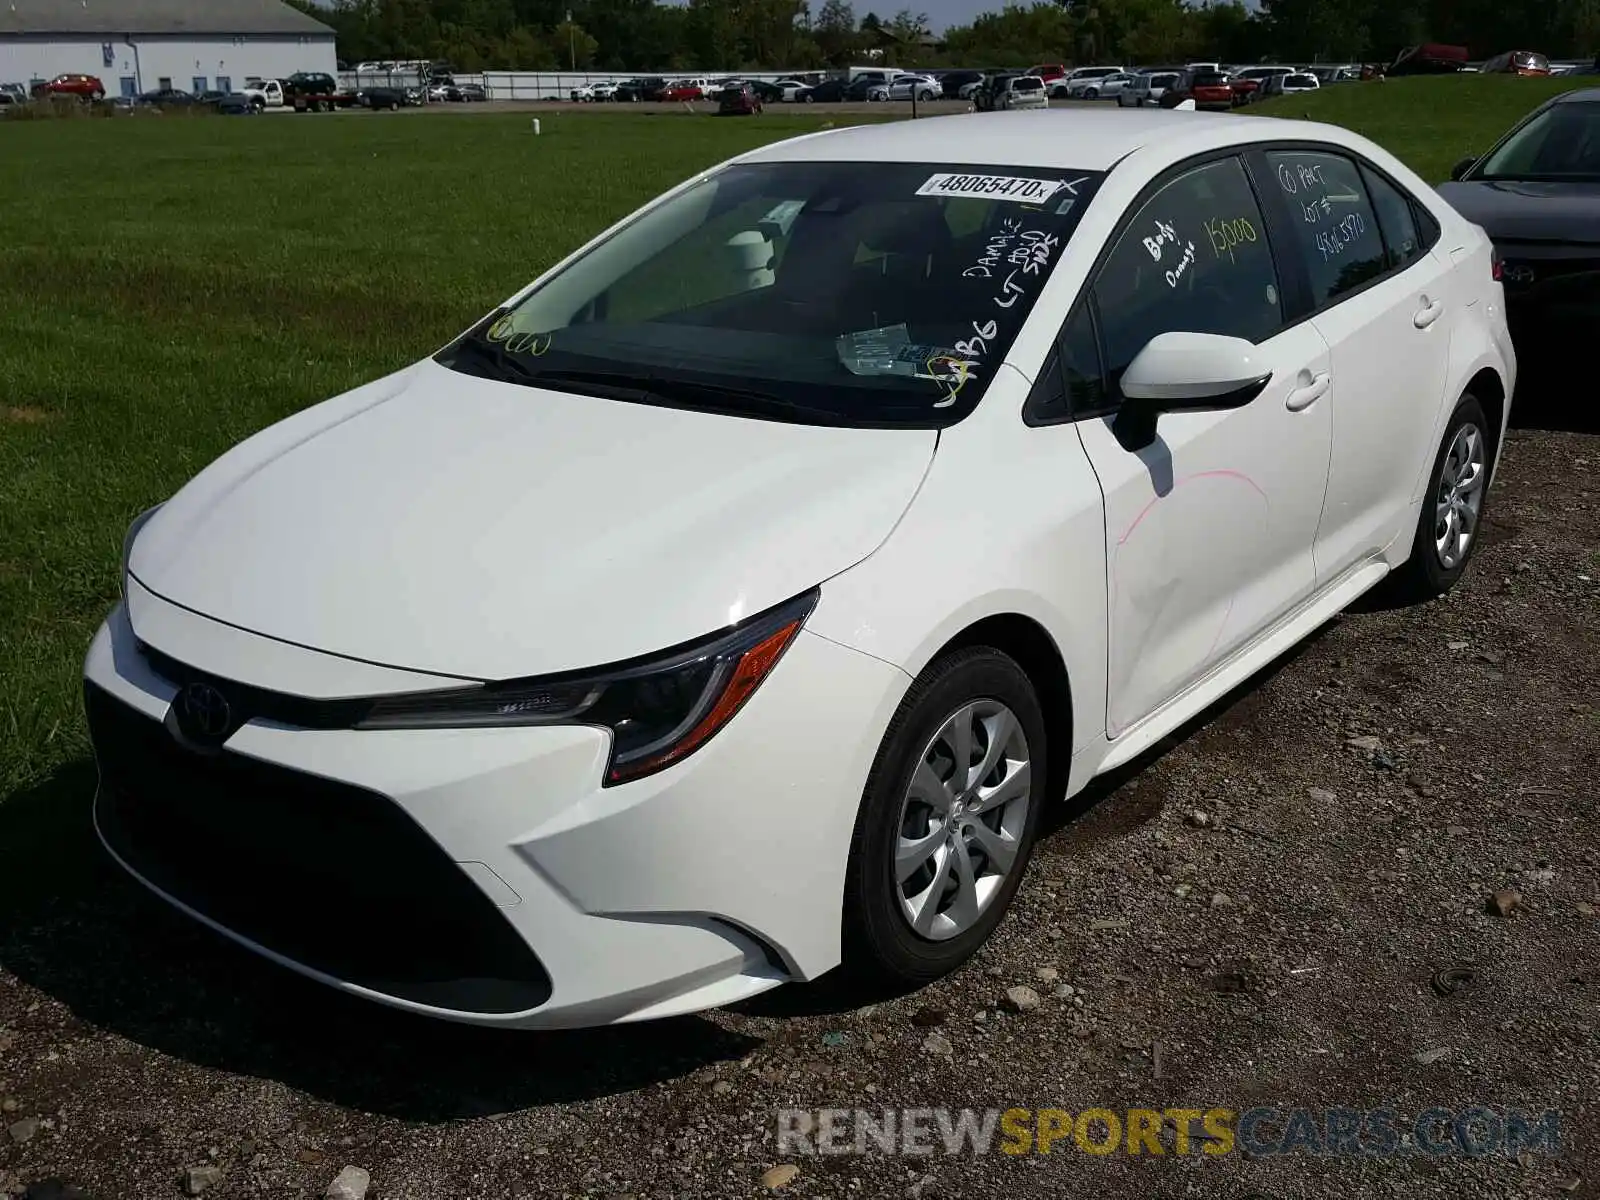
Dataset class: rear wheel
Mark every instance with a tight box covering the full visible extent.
[843,648,1047,985]
[802,93,814,103]
[1383,394,1492,602]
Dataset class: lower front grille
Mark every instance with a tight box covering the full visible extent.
[86,682,552,1015]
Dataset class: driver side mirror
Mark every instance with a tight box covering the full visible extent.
[1450,156,1477,181]
[1111,332,1273,452]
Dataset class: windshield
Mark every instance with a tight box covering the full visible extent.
[436,161,1103,428]
[1477,102,1600,181]
[1013,78,1043,91]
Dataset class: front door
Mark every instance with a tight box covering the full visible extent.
[1069,155,1335,737]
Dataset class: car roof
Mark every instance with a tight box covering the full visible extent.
[1553,87,1600,104]
[739,109,1361,173]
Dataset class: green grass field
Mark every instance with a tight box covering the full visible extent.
[0,77,1580,802]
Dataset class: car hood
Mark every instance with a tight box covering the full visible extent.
[1437,179,1600,244]
[130,359,937,681]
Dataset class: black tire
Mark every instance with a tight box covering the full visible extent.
[1383,394,1493,603]
[842,647,1048,986]
[802,93,814,103]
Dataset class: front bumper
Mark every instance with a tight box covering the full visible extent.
[83,596,910,1028]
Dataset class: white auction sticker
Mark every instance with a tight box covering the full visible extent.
[916,173,1065,203]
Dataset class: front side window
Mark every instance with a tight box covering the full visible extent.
[1266,150,1387,305]
[1091,156,1283,400]
[1476,101,1600,181]
[437,162,1103,428]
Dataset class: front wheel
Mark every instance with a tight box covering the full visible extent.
[802,93,814,103]
[1384,395,1493,602]
[843,648,1047,985]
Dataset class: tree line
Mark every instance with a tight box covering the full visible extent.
[286,0,1600,75]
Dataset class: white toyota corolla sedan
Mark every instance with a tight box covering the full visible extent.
[85,110,1515,1028]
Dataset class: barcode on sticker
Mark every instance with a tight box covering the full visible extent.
[916,173,1064,203]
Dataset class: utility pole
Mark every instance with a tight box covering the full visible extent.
[567,11,576,71]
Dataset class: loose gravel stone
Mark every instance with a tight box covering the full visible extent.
[1001,986,1041,1013]
[325,1166,370,1200]
[760,1164,800,1190]
[182,1166,222,1196]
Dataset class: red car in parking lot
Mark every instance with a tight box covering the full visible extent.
[1161,69,1235,111]
[32,73,105,101]
[716,83,763,115]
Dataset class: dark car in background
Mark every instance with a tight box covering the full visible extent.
[213,93,257,115]
[717,82,763,116]
[1440,87,1600,395]
[794,77,877,103]
[135,88,201,108]
[360,86,406,110]
[971,72,1019,111]
[615,76,666,102]
[938,70,984,98]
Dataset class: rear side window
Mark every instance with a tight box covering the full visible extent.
[1360,165,1424,269]
[1265,150,1387,306]
[1091,156,1283,399]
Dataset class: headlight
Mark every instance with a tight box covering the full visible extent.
[358,588,818,784]
[121,503,164,597]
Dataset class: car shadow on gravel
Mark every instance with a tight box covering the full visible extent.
[0,762,762,1119]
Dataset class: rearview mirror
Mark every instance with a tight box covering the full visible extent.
[1450,156,1477,181]
[1112,332,1273,452]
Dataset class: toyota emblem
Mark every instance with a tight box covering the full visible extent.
[177,681,233,740]
[1504,264,1536,286]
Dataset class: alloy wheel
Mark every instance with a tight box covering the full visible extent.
[1434,422,1486,570]
[893,700,1031,941]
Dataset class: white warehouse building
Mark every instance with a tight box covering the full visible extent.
[0,0,336,99]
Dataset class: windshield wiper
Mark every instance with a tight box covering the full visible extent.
[438,335,536,382]
[523,368,857,425]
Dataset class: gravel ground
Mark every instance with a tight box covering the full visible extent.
[0,414,1595,1200]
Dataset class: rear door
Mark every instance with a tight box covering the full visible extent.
[1257,148,1454,582]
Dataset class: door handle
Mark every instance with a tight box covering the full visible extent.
[1285,372,1330,412]
[1414,298,1445,329]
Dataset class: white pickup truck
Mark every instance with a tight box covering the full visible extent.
[238,78,284,109]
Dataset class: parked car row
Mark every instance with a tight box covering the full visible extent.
[2,70,465,116]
